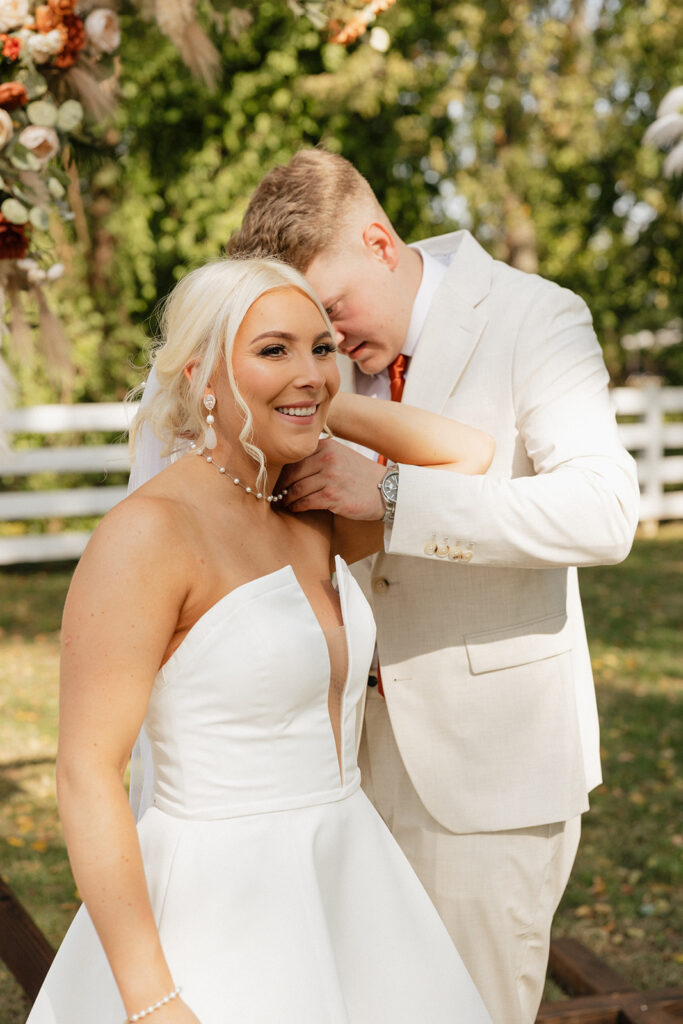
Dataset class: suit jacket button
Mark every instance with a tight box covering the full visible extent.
[424,540,438,555]
[372,577,390,593]
[448,546,463,561]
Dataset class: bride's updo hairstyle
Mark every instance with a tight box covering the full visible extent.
[130,257,333,487]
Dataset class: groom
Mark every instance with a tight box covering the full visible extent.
[228,149,639,1024]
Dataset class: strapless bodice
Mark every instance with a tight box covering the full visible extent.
[143,556,376,820]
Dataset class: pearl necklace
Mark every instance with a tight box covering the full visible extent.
[192,446,287,505]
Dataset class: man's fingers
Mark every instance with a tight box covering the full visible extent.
[282,473,327,507]
[278,447,325,489]
[286,495,327,513]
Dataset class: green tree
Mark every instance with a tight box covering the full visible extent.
[6,0,682,403]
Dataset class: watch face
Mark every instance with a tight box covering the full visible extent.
[381,471,399,503]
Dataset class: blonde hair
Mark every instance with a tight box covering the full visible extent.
[130,257,333,489]
[227,149,378,271]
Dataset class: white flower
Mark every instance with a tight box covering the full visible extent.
[0,0,29,33]
[46,262,65,281]
[84,9,120,53]
[369,27,391,52]
[18,125,60,165]
[0,108,14,150]
[657,85,683,119]
[663,139,683,178]
[27,28,64,64]
[27,265,47,284]
[643,112,683,148]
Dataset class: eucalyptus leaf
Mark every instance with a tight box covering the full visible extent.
[10,144,41,172]
[29,206,50,231]
[1,197,29,224]
[57,100,84,133]
[48,177,66,200]
[10,186,32,205]
[0,175,6,192]
[16,66,48,101]
[27,101,58,128]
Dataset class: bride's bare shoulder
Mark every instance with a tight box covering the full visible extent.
[80,470,195,586]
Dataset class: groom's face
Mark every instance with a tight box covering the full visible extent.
[305,235,408,377]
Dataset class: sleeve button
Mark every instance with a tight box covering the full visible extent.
[436,543,450,558]
[448,546,463,561]
[424,540,438,555]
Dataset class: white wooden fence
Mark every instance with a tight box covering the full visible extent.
[612,385,683,527]
[1,386,682,565]
[0,403,133,565]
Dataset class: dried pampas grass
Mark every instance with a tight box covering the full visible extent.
[154,0,220,88]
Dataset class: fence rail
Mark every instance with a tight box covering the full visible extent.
[611,385,683,527]
[1,385,682,565]
[0,402,133,565]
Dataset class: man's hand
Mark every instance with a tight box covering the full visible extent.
[278,438,386,520]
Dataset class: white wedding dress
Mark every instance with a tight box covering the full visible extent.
[27,557,491,1023]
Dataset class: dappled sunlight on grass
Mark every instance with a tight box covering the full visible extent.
[550,524,683,993]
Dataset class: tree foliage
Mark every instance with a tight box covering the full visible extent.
[4,0,682,403]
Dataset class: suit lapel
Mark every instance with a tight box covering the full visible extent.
[402,232,492,413]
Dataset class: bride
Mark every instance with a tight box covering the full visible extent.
[27,257,494,1024]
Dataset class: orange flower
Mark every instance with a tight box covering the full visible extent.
[0,215,30,260]
[329,0,398,45]
[0,32,21,59]
[35,4,59,33]
[0,80,27,110]
[47,0,75,14]
[53,12,85,67]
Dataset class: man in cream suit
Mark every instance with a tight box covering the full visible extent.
[229,150,640,1024]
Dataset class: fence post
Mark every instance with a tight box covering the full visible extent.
[640,383,663,537]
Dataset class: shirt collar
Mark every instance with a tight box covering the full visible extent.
[402,246,448,357]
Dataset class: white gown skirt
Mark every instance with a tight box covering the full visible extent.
[27,785,492,1023]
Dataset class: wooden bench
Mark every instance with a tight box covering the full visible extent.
[0,403,133,566]
[537,937,683,1022]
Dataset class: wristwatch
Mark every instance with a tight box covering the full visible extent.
[378,467,399,523]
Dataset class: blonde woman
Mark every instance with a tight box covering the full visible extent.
[28,258,493,1024]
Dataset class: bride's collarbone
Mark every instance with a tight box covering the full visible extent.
[185,512,334,603]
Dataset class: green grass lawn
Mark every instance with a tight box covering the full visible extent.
[1,529,681,1019]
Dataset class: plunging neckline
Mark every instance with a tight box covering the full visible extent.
[160,557,353,786]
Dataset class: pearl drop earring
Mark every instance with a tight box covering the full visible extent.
[203,394,217,450]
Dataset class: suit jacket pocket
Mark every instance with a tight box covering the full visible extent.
[465,612,571,675]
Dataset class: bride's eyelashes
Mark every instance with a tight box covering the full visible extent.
[256,341,338,358]
[313,341,338,356]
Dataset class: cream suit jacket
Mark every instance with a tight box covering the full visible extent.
[348,230,639,834]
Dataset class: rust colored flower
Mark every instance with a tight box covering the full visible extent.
[0,80,27,110]
[0,32,21,59]
[329,0,397,46]
[0,214,29,259]
[53,12,85,67]
[47,0,75,14]
[35,3,59,33]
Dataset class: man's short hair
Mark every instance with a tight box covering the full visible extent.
[227,149,375,271]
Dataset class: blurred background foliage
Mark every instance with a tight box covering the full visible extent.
[3,0,682,405]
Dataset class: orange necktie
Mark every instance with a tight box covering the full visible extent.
[376,353,407,695]
[377,353,407,468]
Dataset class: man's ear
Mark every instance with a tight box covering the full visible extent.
[362,221,399,270]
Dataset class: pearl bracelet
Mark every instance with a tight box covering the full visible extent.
[125,985,182,1022]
